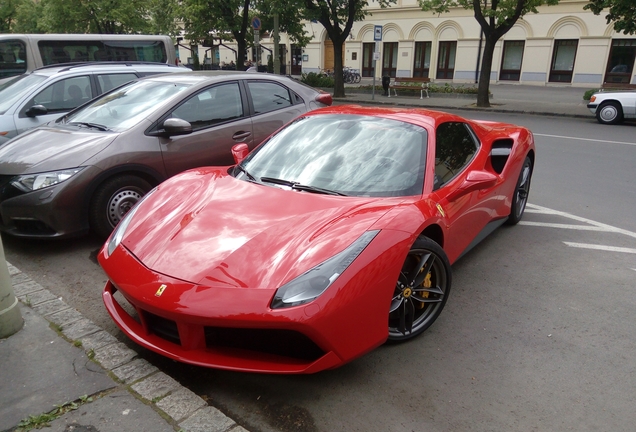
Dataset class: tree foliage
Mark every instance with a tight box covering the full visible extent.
[420,0,558,107]
[584,0,636,35]
[301,0,396,97]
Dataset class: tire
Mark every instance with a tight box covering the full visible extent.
[505,156,532,226]
[354,73,361,84]
[89,175,152,239]
[596,101,624,125]
[388,236,452,342]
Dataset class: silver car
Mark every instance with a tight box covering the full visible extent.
[587,90,636,125]
[0,62,182,144]
[0,71,332,238]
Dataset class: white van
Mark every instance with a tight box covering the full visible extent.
[0,34,177,84]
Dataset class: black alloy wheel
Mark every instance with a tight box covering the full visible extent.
[505,156,532,226]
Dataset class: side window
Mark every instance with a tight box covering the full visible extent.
[28,75,91,113]
[434,122,479,190]
[247,81,292,114]
[171,82,243,131]
[97,73,138,93]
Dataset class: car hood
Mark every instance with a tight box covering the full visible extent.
[123,167,405,289]
[0,125,116,174]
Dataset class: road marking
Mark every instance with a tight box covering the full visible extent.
[519,222,612,231]
[564,242,636,254]
[534,133,636,147]
[526,204,636,240]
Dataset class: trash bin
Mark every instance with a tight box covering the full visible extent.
[382,75,390,96]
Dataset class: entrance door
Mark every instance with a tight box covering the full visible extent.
[382,42,398,77]
[436,41,457,79]
[413,41,431,78]
[324,40,334,72]
[291,45,302,75]
[362,43,375,77]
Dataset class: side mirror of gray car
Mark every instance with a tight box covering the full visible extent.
[25,105,48,117]
[161,118,193,136]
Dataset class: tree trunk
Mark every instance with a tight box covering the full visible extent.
[332,38,345,98]
[236,39,246,71]
[477,36,497,107]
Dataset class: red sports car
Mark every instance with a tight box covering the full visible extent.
[99,106,535,374]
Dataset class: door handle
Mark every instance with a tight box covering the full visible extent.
[232,131,251,141]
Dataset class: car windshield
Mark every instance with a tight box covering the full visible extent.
[59,79,190,132]
[241,114,428,197]
[0,73,47,115]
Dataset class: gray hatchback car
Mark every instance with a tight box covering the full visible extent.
[0,62,182,145]
[0,71,332,238]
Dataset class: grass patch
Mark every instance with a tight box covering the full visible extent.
[583,88,599,101]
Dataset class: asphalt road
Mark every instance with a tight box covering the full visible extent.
[3,112,636,432]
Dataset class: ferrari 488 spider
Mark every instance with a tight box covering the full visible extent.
[99,105,535,374]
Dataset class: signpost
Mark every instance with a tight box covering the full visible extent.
[372,25,382,100]
[252,17,261,67]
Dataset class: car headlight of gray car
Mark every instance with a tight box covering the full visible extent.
[10,168,84,192]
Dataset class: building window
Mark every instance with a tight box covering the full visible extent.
[437,41,456,80]
[382,42,398,78]
[500,41,524,81]
[549,39,578,83]
[413,42,431,78]
[604,39,636,84]
[362,43,375,77]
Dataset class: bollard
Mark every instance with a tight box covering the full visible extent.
[0,236,23,338]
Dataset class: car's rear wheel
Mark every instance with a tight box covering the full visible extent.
[505,156,532,226]
[90,175,152,239]
[388,237,451,342]
[596,101,624,125]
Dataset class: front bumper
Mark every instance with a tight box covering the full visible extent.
[101,232,408,373]
[587,103,598,114]
[0,167,99,238]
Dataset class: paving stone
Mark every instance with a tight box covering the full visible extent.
[10,272,30,285]
[79,330,118,352]
[179,406,236,432]
[229,427,250,432]
[6,262,20,275]
[131,372,180,401]
[12,280,44,296]
[46,307,84,326]
[32,299,71,317]
[21,288,57,306]
[93,341,137,370]
[61,318,101,340]
[155,387,207,422]
[111,358,158,384]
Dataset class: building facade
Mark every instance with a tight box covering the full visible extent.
[210,0,636,87]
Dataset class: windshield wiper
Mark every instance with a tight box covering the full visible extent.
[234,164,258,182]
[260,177,347,196]
[68,122,110,131]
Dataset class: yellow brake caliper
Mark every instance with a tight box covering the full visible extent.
[417,272,432,309]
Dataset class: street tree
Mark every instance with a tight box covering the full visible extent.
[584,0,636,35]
[0,0,19,32]
[420,0,559,107]
[301,0,396,98]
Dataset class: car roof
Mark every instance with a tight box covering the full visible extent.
[31,62,180,78]
[141,70,298,86]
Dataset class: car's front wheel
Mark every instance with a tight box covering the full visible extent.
[505,156,533,226]
[388,237,452,342]
[596,101,624,125]
[90,175,152,239]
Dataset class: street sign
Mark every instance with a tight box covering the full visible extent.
[252,17,261,30]
[374,25,383,41]
[373,52,380,60]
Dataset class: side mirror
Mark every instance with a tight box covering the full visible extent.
[447,170,498,201]
[25,105,48,117]
[162,118,192,136]
[232,143,249,164]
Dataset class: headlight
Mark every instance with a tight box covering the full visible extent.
[105,187,156,257]
[271,230,379,309]
[11,168,84,192]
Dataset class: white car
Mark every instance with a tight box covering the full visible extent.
[587,90,636,125]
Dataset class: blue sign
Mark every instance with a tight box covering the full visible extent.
[252,17,261,30]
[374,25,383,41]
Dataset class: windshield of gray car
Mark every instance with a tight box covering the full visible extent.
[0,73,47,115]
[59,79,190,132]
[240,114,428,197]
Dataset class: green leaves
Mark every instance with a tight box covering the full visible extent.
[584,0,636,35]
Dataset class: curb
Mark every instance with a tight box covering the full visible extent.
[8,262,249,432]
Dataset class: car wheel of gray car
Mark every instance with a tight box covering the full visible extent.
[90,175,152,239]
[596,101,624,125]
[388,237,451,342]
[505,156,533,226]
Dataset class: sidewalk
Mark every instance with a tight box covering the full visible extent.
[338,80,594,118]
[0,83,594,432]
